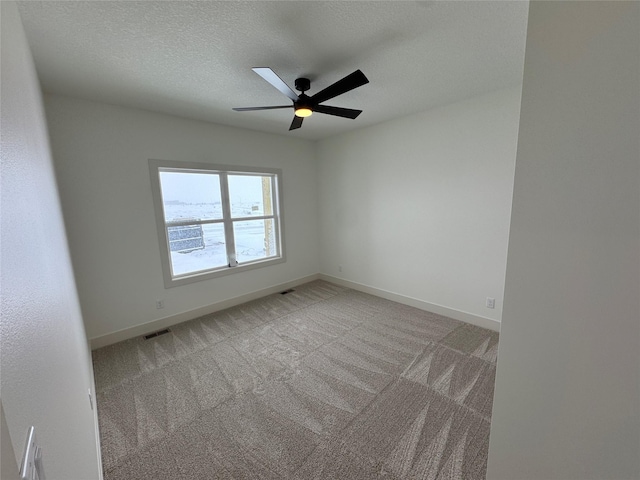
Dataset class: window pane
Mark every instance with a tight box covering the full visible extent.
[233,219,277,263]
[169,223,226,276]
[159,171,223,222]
[228,175,273,218]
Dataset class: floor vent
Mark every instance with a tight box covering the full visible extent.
[280,288,295,295]
[144,328,171,340]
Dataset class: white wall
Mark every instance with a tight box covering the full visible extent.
[44,95,319,344]
[316,87,522,328]
[0,3,102,479]
[1,402,19,480]
[487,2,639,479]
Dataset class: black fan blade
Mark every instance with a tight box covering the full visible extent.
[233,105,292,112]
[314,105,362,119]
[310,70,369,104]
[253,68,298,101]
[289,116,303,130]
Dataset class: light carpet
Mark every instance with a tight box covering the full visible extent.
[92,280,499,479]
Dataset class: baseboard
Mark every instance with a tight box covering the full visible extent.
[318,274,501,333]
[89,273,320,349]
[90,272,500,349]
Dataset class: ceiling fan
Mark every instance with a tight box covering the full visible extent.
[233,68,369,131]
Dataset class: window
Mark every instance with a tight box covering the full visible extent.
[149,160,284,287]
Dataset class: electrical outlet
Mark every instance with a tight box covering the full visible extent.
[486,297,495,309]
[156,299,165,309]
[338,265,343,272]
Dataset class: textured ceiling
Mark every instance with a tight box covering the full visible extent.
[17,1,529,140]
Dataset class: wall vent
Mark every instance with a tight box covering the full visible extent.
[280,288,295,295]
[144,328,171,340]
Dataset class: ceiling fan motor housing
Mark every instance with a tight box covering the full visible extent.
[295,93,313,110]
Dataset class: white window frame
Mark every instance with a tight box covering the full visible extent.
[149,159,285,288]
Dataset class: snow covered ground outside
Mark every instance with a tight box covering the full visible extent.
[164,203,276,276]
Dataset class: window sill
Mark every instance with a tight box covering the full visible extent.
[164,255,286,288]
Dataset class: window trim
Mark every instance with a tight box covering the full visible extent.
[149,159,285,288]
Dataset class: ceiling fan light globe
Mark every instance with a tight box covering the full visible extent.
[295,107,313,118]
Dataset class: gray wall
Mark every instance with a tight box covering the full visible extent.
[1,403,19,480]
[45,95,319,345]
[487,2,640,478]
[317,87,522,329]
[47,86,522,346]
[0,2,102,479]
